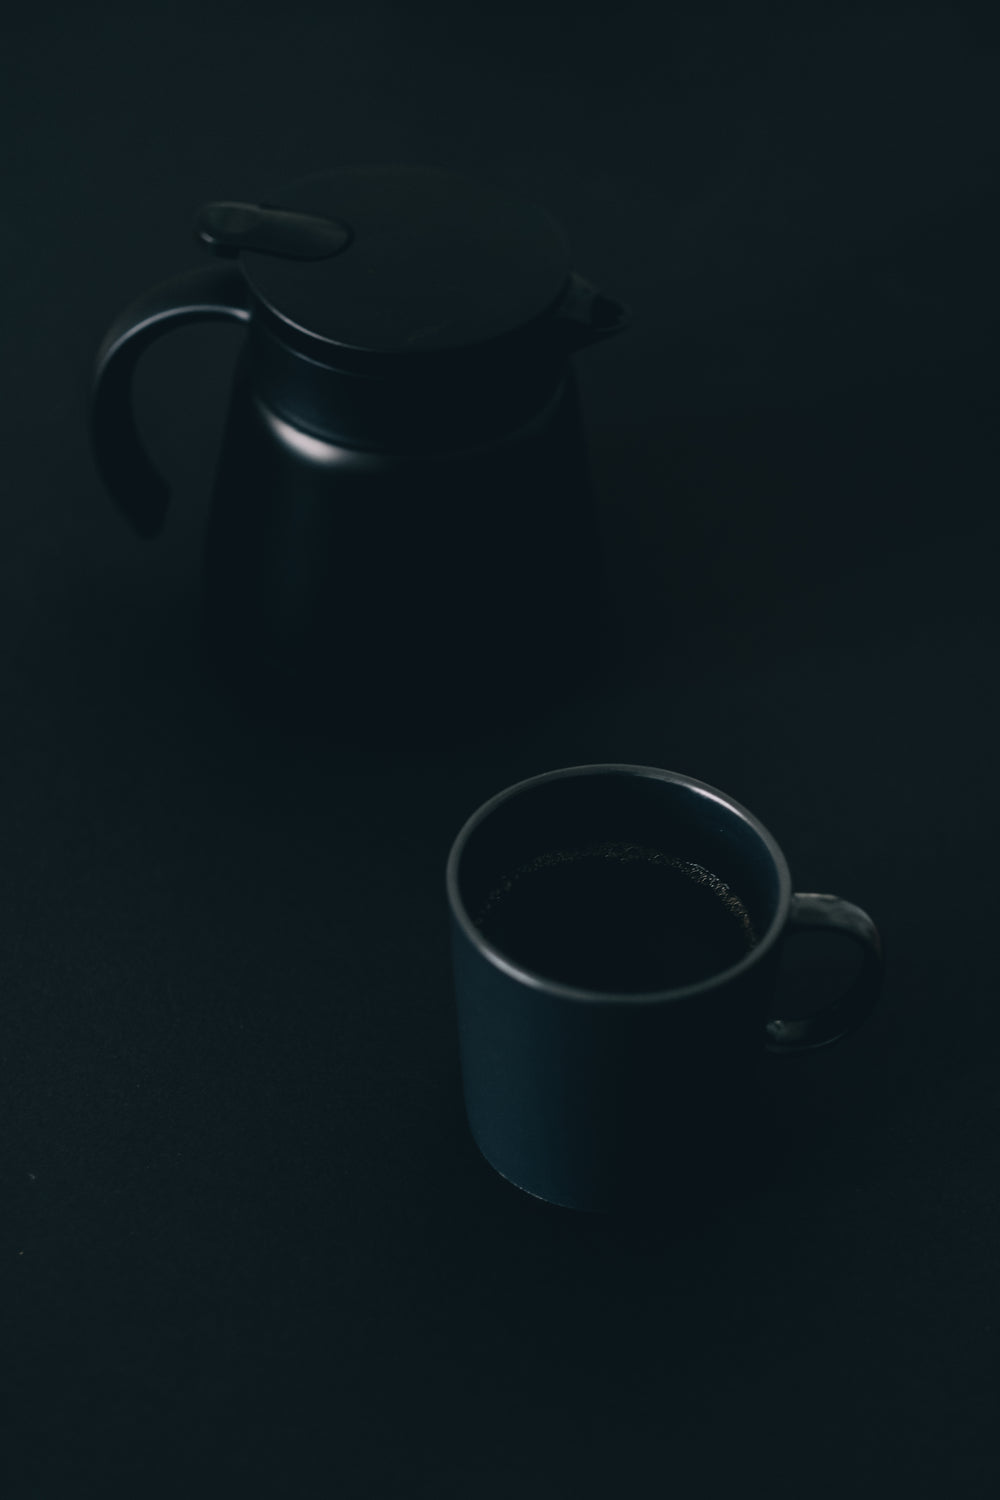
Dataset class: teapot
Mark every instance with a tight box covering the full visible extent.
[90,164,629,736]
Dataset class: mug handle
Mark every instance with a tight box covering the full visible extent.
[764,893,884,1054]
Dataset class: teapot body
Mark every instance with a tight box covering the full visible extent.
[89,167,628,739]
[201,332,603,734]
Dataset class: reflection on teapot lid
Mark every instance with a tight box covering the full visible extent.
[196,164,573,365]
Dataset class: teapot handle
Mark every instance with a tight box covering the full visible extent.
[90,264,253,537]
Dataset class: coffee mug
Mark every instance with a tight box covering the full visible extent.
[446,764,883,1211]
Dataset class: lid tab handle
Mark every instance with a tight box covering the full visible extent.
[553,273,631,353]
[196,201,353,261]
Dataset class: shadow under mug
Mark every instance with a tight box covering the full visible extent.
[446,764,884,1212]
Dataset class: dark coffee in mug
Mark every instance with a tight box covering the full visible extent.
[473,840,757,992]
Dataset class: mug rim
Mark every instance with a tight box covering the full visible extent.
[445,763,793,1005]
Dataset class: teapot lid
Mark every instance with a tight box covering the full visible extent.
[197,165,573,368]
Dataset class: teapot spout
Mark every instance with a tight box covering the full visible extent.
[553,272,631,353]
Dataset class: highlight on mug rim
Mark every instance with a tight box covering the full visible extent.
[445,763,793,1005]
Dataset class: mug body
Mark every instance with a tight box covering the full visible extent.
[446,765,793,1211]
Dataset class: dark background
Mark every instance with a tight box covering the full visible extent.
[3,1,999,1494]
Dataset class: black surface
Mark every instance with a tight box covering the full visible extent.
[3,1,999,1494]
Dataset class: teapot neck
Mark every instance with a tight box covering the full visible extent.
[247,318,571,451]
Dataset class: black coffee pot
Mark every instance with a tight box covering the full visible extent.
[90,165,629,735]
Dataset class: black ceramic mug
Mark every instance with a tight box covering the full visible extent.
[446,764,883,1211]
